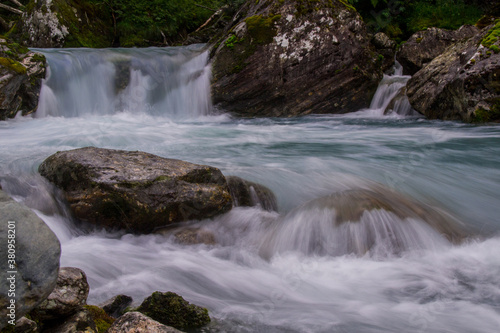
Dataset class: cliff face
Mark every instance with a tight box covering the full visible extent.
[210,0,384,117]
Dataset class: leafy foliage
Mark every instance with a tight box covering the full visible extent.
[348,0,484,41]
[86,0,244,46]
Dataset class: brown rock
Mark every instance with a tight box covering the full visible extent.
[38,147,233,234]
[107,312,183,333]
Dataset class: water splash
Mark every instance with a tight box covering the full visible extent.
[33,45,212,119]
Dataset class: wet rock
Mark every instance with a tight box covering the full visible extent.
[31,267,89,321]
[0,190,60,331]
[99,295,133,318]
[38,147,233,234]
[8,317,39,333]
[397,25,479,75]
[226,176,278,211]
[211,0,383,117]
[43,308,97,333]
[173,227,217,245]
[18,0,113,48]
[107,312,183,333]
[0,40,46,120]
[406,23,500,122]
[136,291,210,330]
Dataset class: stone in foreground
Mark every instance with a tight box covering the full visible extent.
[107,312,183,333]
[0,190,60,330]
[31,267,89,321]
[39,147,233,233]
[136,291,210,330]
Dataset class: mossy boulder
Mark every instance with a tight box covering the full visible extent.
[211,0,384,117]
[136,292,210,330]
[84,305,115,333]
[38,147,233,234]
[406,23,500,122]
[18,0,113,48]
[0,38,45,120]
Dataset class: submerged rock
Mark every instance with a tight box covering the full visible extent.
[107,312,183,333]
[0,190,60,330]
[0,40,46,120]
[136,291,210,330]
[406,23,500,122]
[211,0,384,117]
[397,26,479,75]
[38,147,233,234]
[31,267,90,321]
[226,176,278,211]
[172,227,217,245]
[259,186,468,259]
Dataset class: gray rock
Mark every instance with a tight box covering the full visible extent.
[0,190,60,331]
[31,267,89,321]
[211,0,384,117]
[38,147,233,234]
[17,0,113,48]
[107,312,183,333]
[43,308,97,333]
[397,25,479,75]
[99,294,133,318]
[172,227,217,245]
[406,24,500,122]
[136,291,210,330]
[226,176,278,211]
[10,317,39,333]
[0,41,46,120]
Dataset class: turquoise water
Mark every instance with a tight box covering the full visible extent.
[0,47,499,332]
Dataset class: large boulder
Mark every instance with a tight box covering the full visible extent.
[136,291,210,330]
[18,0,113,48]
[397,25,479,75]
[38,147,233,233]
[107,312,183,333]
[406,23,500,122]
[31,267,89,321]
[0,39,46,120]
[211,0,384,117]
[0,190,60,330]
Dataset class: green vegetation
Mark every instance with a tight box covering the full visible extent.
[84,0,245,46]
[245,14,281,44]
[84,305,115,332]
[481,20,500,52]
[347,0,484,42]
[0,57,27,74]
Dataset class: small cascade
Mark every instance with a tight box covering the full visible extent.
[258,187,466,259]
[357,61,419,117]
[33,45,212,118]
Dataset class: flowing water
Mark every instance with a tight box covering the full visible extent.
[1,46,500,332]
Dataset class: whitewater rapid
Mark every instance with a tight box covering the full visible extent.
[1,46,499,332]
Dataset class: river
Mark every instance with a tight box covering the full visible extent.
[1,46,499,332]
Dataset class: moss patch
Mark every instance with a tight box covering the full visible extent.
[245,14,281,45]
[136,291,210,330]
[0,57,27,74]
[84,305,115,333]
[481,20,500,51]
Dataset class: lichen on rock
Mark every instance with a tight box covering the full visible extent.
[211,0,384,117]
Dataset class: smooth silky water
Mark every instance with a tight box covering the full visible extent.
[1,46,500,332]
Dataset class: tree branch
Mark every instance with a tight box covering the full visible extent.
[8,0,23,8]
[0,3,23,15]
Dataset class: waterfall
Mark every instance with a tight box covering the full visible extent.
[353,61,419,117]
[33,45,212,119]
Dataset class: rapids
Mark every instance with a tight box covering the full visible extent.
[1,46,499,332]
